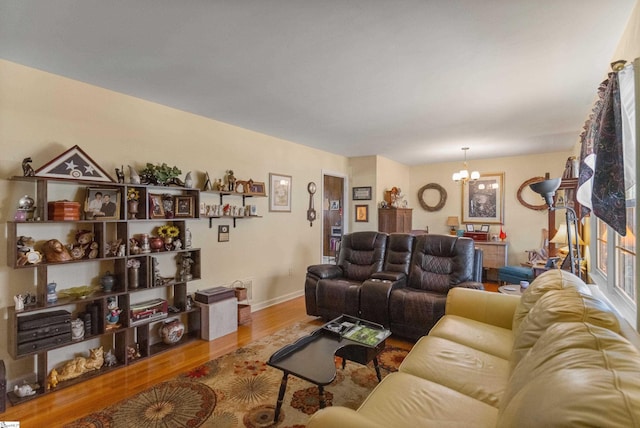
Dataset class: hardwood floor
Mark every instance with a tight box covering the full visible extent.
[1,296,414,426]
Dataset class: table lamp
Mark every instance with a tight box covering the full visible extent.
[446,216,459,235]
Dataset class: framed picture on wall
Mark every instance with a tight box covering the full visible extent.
[352,186,372,200]
[355,205,369,222]
[462,172,505,224]
[269,173,292,212]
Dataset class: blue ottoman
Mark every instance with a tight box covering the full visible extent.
[498,265,534,285]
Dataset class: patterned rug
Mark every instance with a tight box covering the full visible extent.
[64,322,409,427]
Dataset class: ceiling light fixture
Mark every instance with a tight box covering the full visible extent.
[452,147,480,184]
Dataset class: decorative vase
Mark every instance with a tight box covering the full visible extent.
[499,227,507,241]
[149,237,164,252]
[127,200,139,219]
[101,271,116,293]
[139,233,151,253]
[128,267,139,289]
[47,282,58,303]
[159,318,185,345]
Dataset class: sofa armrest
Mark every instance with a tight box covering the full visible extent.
[371,271,406,282]
[307,264,343,279]
[455,281,484,290]
[445,287,520,330]
[308,407,387,428]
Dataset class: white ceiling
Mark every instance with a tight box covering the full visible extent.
[0,1,635,165]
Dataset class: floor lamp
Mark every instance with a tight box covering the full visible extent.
[529,178,583,279]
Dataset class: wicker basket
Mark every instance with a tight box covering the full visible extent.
[238,304,252,325]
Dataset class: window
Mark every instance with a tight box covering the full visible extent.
[593,190,636,324]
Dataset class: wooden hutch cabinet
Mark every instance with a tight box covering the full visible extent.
[378,208,413,233]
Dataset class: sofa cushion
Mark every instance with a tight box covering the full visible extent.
[355,372,498,427]
[399,336,509,407]
[498,322,640,428]
[511,287,620,369]
[512,269,590,332]
[429,314,514,359]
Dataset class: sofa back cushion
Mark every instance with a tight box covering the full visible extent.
[407,235,476,293]
[383,233,415,275]
[511,287,620,369]
[498,322,640,428]
[512,269,591,332]
[338,231,388,281]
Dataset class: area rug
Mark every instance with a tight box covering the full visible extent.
[64,322,409,427]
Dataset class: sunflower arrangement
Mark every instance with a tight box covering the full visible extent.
[127,188,140,201]
[157,224,180,238]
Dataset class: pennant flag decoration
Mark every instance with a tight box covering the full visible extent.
[35,145,115,182]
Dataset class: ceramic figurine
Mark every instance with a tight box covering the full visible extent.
[105,297,122,327]
[14,382,37,398]
[22,157,35,177]
[184,171,193,188]
[47,282,58,303]
[128,165,141,184]
[115,166,125,183]
[104,349,117,367]
[14,294,24,311]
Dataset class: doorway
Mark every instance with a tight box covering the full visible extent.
[322,171,347,264]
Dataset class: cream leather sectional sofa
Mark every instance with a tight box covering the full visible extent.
[307,270,640,427]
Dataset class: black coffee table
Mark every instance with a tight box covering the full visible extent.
[267,315,391,422]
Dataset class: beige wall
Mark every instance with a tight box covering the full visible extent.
[0,59,348,380]
[409,152,573,265]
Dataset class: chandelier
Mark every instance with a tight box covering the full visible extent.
[452,147,480,184]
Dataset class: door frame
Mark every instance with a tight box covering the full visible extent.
[321,169,348,263]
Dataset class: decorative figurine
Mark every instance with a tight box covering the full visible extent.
[22,157,35,176]
[226,170,236,191]
[104,349,118,367]
[14,382,38,398]
[184,228,192,249]
[71,318,85,340]
[47,282,57,303]
[51,347,104,385]
[115,166,125,183]
[128,165,141,184]
[184,171,193,188]
[14,294,24,311]
[105,297,122,328]
[41,239,73,263]
[178,252,194,281]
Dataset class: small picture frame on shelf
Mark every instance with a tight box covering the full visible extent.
[249,181,266,195]
[149,194,165,219]
[161,194,174,217]
[480,224,490,233]
[84,187,121,220]
[465,224,475,232]
[174,196,194,218]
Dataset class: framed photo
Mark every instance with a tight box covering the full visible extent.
[352,186,372,200]
[465,224,475,232]
[218,225,230,242]
[161,194,174,217]
[269,173,292,212]
[462,173,505,224]
[174,196,194,218]
[84,187,120,220]
[329,200,340,210]
[480,224,490,233]
[355,205,369,222]
[149,194,165,219]
[249,181,266,195]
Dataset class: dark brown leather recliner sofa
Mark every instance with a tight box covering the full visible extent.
[305,231,484,340]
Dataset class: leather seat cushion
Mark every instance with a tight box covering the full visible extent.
[400,336,509,407]
[355,372,498,427]
[429,314,514,359]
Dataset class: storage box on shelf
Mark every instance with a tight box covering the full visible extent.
[5,176,202,404]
